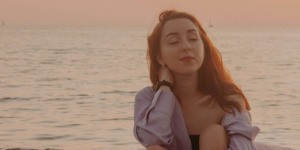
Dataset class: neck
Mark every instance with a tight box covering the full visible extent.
[173,73,202,102]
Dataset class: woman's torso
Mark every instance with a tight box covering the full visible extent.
[179,95,226,135]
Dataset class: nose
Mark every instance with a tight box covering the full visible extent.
[181,38,191,52]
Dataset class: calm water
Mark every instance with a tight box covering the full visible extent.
[0,26,299,149]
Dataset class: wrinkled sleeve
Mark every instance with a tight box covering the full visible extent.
[221,109,260,150]
[133,87,176,147]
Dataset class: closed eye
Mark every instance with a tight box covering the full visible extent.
[189,38,198,41]
[169,41,179,45]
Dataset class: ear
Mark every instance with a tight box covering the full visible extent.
[156,55,165,66]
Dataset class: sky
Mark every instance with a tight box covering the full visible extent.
[0,0,300,27]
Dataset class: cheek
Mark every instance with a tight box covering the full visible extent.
[161,53,176,65]
[197,42,205,55]
[161,47,179,61]
[194,46,205,63]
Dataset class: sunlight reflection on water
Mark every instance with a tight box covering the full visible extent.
[0,26,299,149]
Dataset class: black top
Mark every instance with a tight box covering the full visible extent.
[189,135,200,150]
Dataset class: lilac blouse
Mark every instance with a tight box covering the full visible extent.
[133,86,295,150]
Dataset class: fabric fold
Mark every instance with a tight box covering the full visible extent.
[133,87,176,147]
[222,109,260,149]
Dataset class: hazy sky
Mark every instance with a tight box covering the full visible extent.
[1,0,300,27]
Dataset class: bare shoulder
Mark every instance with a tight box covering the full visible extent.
[225,94,246,108]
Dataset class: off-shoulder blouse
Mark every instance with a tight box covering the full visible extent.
[133,86,294,150]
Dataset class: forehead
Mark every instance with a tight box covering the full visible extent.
[162,18,198,36]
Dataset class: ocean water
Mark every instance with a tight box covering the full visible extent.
[0,25,299,149]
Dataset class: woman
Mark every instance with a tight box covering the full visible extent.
[133,10,294,150]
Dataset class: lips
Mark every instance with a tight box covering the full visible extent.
[180,56,194,61]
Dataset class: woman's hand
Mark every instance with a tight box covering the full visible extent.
[159,65,174,85]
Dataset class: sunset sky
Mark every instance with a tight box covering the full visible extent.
[1,0,300,27]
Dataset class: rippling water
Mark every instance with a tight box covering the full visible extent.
[0,26,299,149]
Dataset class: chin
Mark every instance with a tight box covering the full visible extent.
[175,67,199,75]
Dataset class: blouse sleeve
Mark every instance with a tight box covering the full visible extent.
[133,87,176,147]
[221,109,260,150]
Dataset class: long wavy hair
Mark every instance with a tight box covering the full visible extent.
[147,10,250,112]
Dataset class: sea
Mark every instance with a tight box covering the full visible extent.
[0,25,299,150]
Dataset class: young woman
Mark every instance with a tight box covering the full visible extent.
[133,10,294,150]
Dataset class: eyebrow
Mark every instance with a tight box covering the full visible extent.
[165,29,198,39]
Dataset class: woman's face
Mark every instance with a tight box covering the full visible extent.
[159,18,205,75]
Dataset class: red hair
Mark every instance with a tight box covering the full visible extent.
[147,10,250,112]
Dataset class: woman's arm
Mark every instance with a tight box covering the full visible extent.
[222,95,260,149]
[133,86,176,148]
[222,108,260,150]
